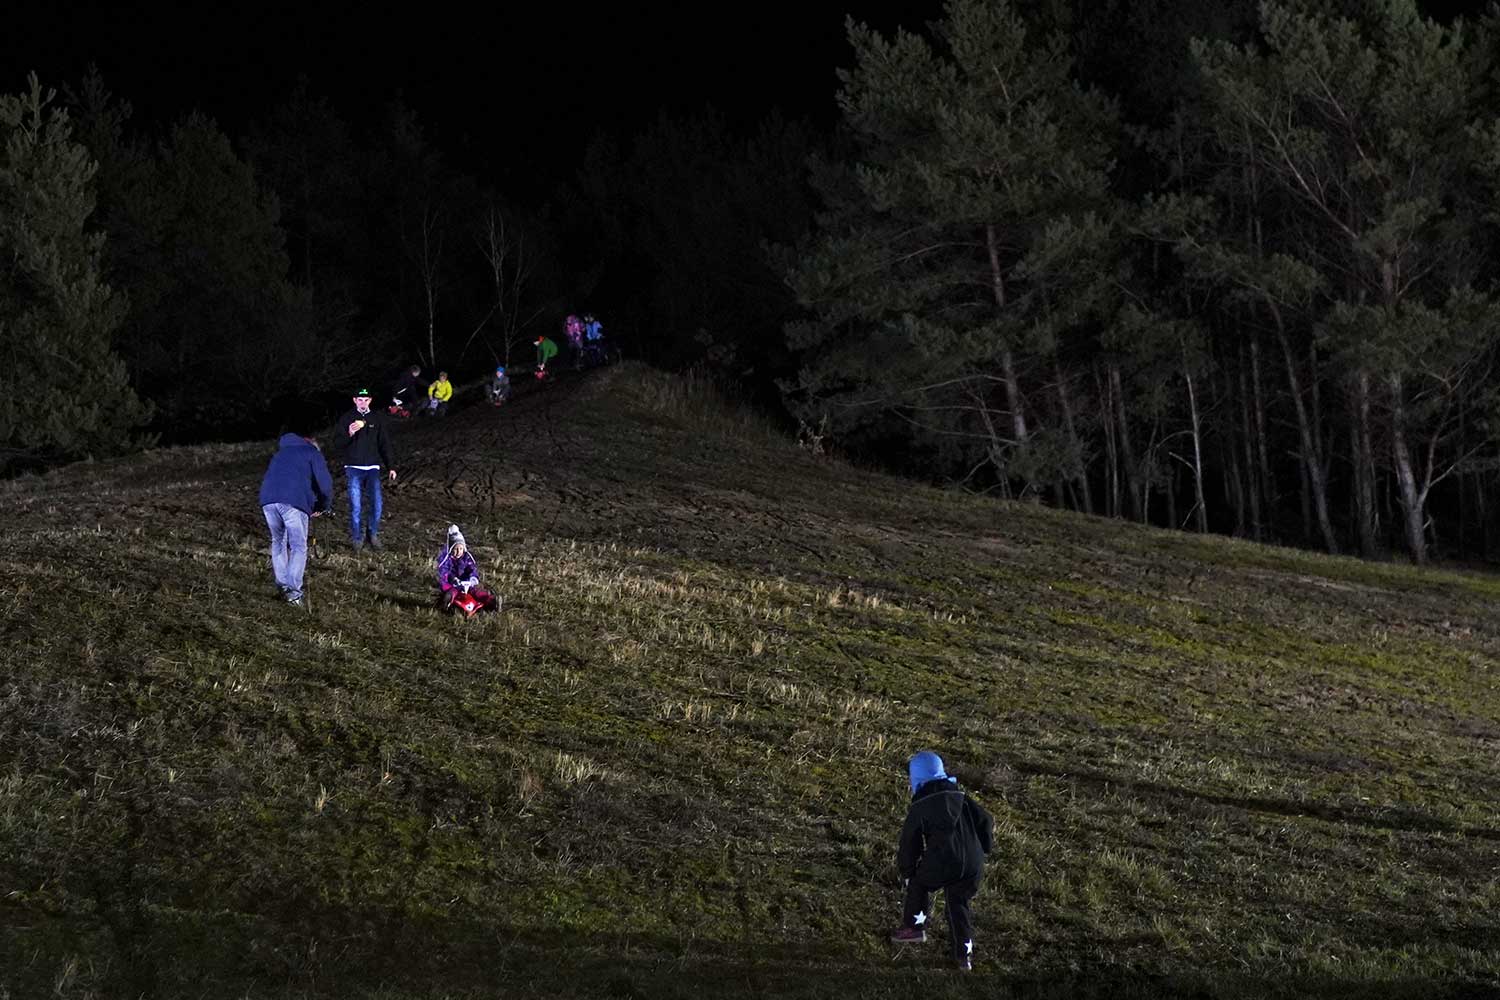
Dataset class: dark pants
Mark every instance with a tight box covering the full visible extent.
[903,873,980,961]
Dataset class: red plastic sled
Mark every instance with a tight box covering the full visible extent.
[451,591,481,618]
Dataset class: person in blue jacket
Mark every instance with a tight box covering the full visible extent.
[889,750,994,970]
[257,419,334,610]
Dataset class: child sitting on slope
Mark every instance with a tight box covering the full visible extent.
[437,524,498,615]
[487,365,511,405]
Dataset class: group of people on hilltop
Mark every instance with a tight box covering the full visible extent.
[384,313,608,411]
[533,312,608,379]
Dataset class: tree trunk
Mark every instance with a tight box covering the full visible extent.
[1166,462,1179,529]
[1299,458,1312,543]
[1250,334,1273,537]
[969,383,1008,490]
[985,224,1028,448]
[1184,357,1208,533]
[1352,369,1380,558]
[1388,374,1428,564]
[1097,365,1119,518]
[1110,366,1142,522]
[1228,448,1247,537]
[1000,346,1027,447]
[1271,312,1338,553]
[1479,470,1492,561]
[415,205,443,369]
[426,297,437,369]
[1237,346,1262,540]
[1458,405,1468,561]
[1055,359,1093,515]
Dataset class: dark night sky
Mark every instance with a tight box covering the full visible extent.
[6,2,936,195]
[6,1,1489,198]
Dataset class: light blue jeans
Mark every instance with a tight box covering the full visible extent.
[263,503,309,600]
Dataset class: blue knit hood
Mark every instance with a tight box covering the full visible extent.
[908,750,957,795]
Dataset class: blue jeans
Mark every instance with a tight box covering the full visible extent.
[346,467,383,543]
[263,503,309,600]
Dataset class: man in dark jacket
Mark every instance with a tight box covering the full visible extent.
[890,750,994,970]
[390,364,422,416]
[257,424,333,609]
[335,388,398,551]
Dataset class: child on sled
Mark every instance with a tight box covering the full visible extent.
[437,524,499,616]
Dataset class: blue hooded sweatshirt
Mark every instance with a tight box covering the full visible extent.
[908,750,958,795]
[258,433,334,515]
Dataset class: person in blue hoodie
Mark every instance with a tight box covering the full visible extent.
[889,750,994,970]
[257,419,334,610]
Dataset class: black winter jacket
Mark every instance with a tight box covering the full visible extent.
[335,408,397,470]
[392,372,421,400]
[897,779,994,885]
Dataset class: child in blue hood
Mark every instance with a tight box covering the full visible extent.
[486,366,511,405]
[890,751,994,970]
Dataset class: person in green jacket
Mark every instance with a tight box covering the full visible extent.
[534,336,558,378]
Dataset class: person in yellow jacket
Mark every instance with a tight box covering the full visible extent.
[425,371,454,417]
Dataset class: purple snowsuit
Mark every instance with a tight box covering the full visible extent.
[438,545,497,610]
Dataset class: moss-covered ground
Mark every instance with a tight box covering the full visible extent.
[2,364,1498,998]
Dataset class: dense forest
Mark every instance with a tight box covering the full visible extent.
[5,0,1500,565]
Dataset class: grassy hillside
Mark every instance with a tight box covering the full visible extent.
[2,363,1498,999]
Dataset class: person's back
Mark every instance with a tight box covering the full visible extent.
[891,751,993,970]
[258,431,333,608]
[535,337,558,372]
[259,434,333,516]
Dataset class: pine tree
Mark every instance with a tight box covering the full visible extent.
[70,81,307,437]
[783,0,1117,495]
[0,74,149,467]
[1193,0,1497,563]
